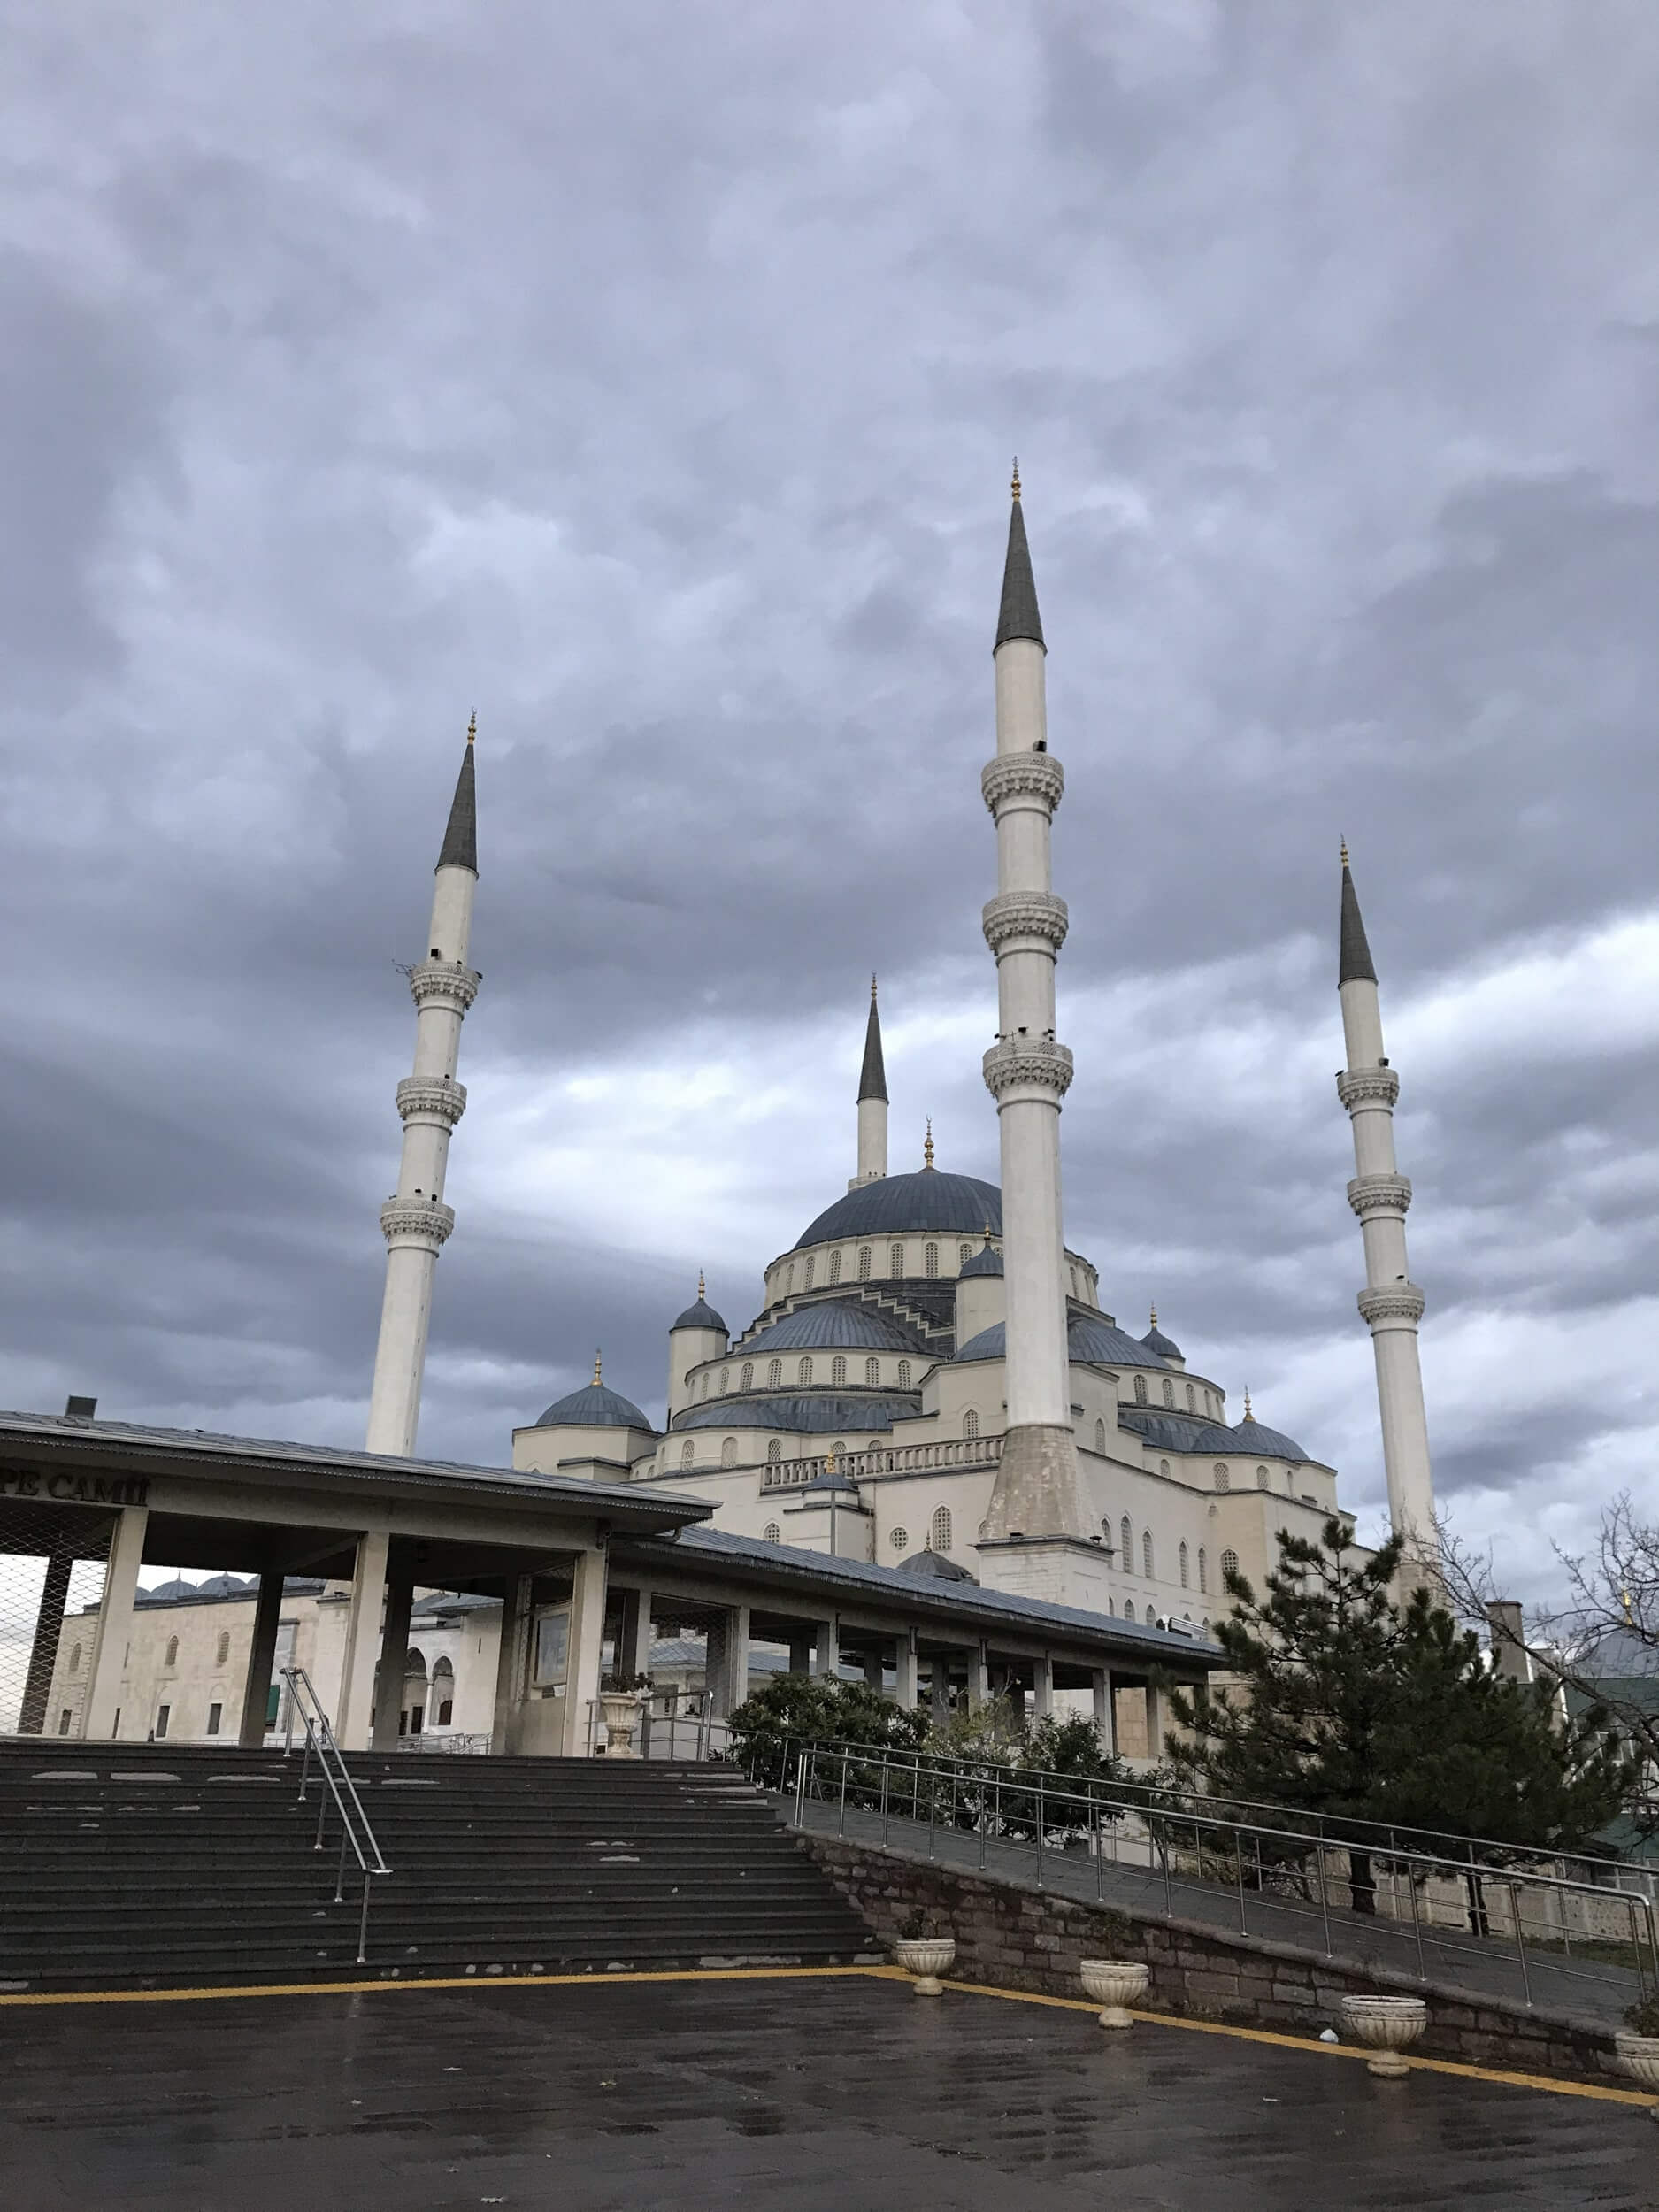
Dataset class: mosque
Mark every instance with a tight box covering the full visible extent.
[364,469,1440,1636]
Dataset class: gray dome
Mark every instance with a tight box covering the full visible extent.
[897,1546,979,1584]
[959,1238,1003,1279]
[196,1573,254,1598]
[138,1577,198,1604]
[795,1168,1002,1249]
[535,1380,653,1431]
[735,1301,925,1357]
[674,1393,917,1434]
[1141,1322,1183,1361]
[672,1296,727,1333]
[805,1465,861,1497]
[1230,1415,1308,1462]
[956,1313,1166,1370]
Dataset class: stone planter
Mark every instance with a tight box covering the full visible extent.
[1079,1957,1150,2029]
[598,1691,646,1756]
[892,1938,956,1995]
[1340,1994,1429,2078]
[1614,2032,1659,2120]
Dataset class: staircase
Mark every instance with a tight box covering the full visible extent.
[0,1739,879,1993]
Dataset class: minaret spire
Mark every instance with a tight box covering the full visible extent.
[364,719,481,1455]
[978,469,1087,1552]
[850,975,889,1188]
[1336,845,1437,1568]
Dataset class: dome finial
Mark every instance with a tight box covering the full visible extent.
[1340,833,1348,868]
[466,709,477,746]
[871,972,879,1002]
[923,1118,934,1170]
[1244,1386,1253,1420]
[1010,456,1021,502]
[697,1269,705,1301]
[592,1348,603,1386]
[1149,1301,1157,1328]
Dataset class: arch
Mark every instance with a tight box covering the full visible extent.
[1162,1378,1174,1409]
[798,1356,813,1386]
[1069,1266,1079,1297]
[718,1366,729,1394]
[767,1439,781,1463]
[865,1356,879,1386]
[959,1243,972,1268]
[1256,1465,1270,1487]
[763,1522,781,1545]
[963,1409,979,1440]
[431,1656,455,1727]
[700,1372,709,1398]
[1094,1418,1106,1454]
[1213,1463,1230,1493]
[896,1360,911,1388]
[803,1256,816,1288]
[720,1437,737,1468]
[164,1635,179,1669]
[1185,1383,1195,1411]
[932,1505,953,1554]
[741,1362,754,1391]
[680,1440,695,1467]
[785,1262,795,1294]
[1123,1600,1135,1623]
[1158,1458,1170,1478]
[1179,1541,1189,1589]
[215,1630,230,1665]
[828,1249,842,1285]
[857,1246,872,1280]
[1142,1530,1155,1578]
[67,1641,81,1675]
[889,1241,904,1278]
[831,1355,848,1386]
[832,1440,848,1460]
[768,1358,783,1389]
[1198,1548,1208,1594]
[1221,1549,1240,1583]
[1120,1516,1133,1566]
[924,1242,939,1279]
[1133,1374,1148,1405]
[890,1525,909,1552]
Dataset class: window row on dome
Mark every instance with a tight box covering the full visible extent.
[772,1239,1010,1297]
[701,1352,911,1398]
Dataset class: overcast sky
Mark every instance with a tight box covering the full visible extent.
[3,3,1655,1606]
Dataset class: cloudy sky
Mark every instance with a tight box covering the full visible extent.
[3,3,1655,1604]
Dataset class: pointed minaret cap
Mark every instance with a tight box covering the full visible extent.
[923,1118,935,1170]
[995,459,1045,652]
[857,974,888,1102]
[592,1348,603,1386]
[1339,838,1377,987]
[436,716,478,874]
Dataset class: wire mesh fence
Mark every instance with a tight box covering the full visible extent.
[0,1502,118,1737]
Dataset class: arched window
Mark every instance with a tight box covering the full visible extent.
[804,1256,816,1288]
[768,1359,783,1388]
[1179,1542,1189,1588]
[959,1243,972,1268]
[1158,1458,1170,1478]
[891,1526,909,1552]
[215,1631,230,1665]
[1133,1374,1148,1405]
[963,1410,979,1439]
[1256,1465,1270,1487]
[896,1360,911,1388]
[798,1356,813,1386]
[700,1373,709,1398]
[165,1636,179,1669]
[1142,1531,1155,1578]
[1221,1549,1240,1583]
[720,1437,737,1467]
[680,1440,695,1468]
[764,1522,781,1544]
[924,1242,939,1278]
[1198,1548,1208,1594]
[1094,1418,1106,1453]
[832,1355,847,1386]
[932,1505,953,1553]
[1162,1378,1174,1409]
[1120,1516,1133,1565]
[767,1439,781,1463]
[1123,1600,1135,1623]
[865,1356,879,1386]
[858,1246,872,1280]
[741,1363,754,1391]
[889,1241,904,1277]
[432,1657,454,1727]
[1069,1266,1080,1297]
[1185,1384,1195,1411]
[828,1249,842,1284]
[1213,1463,1230,1493]
[785,1263,795,1293]
[67,1642,82,1674]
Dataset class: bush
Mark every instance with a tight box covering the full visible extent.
[729,1671,926,1784]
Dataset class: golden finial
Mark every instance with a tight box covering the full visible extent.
[923,1118,934,1170]
[1340,835,1349,867]
[1244,1387,1253,1419]
[466,710,477,746]
[1149,1302,1157,1328]
[697,1270,705,1301]
[592,1348,603,1386]
[871,972,879,1002]
[1010,457,1021,502]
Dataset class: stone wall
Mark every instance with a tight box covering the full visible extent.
[802,1833,1626,2086]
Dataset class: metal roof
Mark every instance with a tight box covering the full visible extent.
[671,1297,728,1334]
[1340,859,1377,987]
[955,1313,1167,1371]
[995,490,1045,651]
[533,1380,655,1431]
[435,739,477,873]
[733,1301,926,1356]
[672,1392,918,1435]
[795,1169,1002,1249]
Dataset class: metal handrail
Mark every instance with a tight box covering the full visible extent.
[586,1691,734,1763]
[788,1742,1659,2011]
[280,1665,391,1962]
[765,1732,1654,1897]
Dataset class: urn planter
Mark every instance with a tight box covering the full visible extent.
[1340,1994,1428,2078]
[598,1691,646,1756]
[893,1938,956,1995]
[1614,2032,1659,2119]
[1079,1957,1149,2029]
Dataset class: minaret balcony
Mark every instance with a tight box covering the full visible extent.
[409,959,480,1014]
[1336,1066,1400,1110]
[379,1196,456,1251]
[396,1075,468,1129]
[982,1036,1074,1102]
[1347,1172,1411,1220]
[1357,1281,1425,1327]
[982,891,1070,955]
[981,752,1065,818]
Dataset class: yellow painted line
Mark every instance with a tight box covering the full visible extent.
[939,1978,1655,2109]
[0,1963,907,2009]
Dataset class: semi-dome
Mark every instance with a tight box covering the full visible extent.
[672,1294,727,1333]
[897,1546,979,1584]
[959,1236,1003,1279]
[674,1392,918,1434]
[794,1168,1002,1250]
[535,1379,653,1431]
[1141,1320,1183,1361]
[1230,1414,1308,1462]
[735,1301,926,1358]
[955,1313,1166,1370]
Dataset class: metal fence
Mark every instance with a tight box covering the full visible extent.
[587,1691,734,1761]
[0,1502,116,1737]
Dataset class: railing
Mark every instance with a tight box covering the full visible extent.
[762,1435,1004,1494]
[280,1666,392,1962]
[586,1691,734,1762]
[785,1742,1659,2015]
[394,1732,493,1755]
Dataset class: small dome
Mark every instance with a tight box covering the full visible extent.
[804,1464,860,1497]
[672,1295,727,1334]
[897,1546,979,1585]
[1141,1321,1183,1361]
[955,1313,1167,1370]
[535,1380,653,1431]
[736,1300,926,1357]
[138,1577,198,1604]
[1230,1415,1308,1462]
[196,1574,252,1598]
[794,1167,1002,1249]
[958,1237,1003,1279]
[673,1392,916,1434]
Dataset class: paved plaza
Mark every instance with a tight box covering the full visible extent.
[3,1970,1655,2211]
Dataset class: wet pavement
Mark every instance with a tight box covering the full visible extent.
[3,1971,1654,2211]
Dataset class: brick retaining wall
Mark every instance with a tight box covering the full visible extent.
[801,1832,1625,2085]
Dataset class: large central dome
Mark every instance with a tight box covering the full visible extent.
[794,1168,1002,1249]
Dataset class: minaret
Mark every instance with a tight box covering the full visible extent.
[1337,843,1437,1555]
[978,467,1088,1544]
[851,976,888,1188]
[365,719,480,1456]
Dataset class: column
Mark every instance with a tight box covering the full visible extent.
[492,1571,533,1751]
[719,1604,752,1717]
[810,1618,839,1678]
[965,1642,988,1711]
[1033,1654,1054,1721]
[18,1548,75,1735]
[787,1632,813,1675]
[615,1586,655,1680]
[335,1529,390,1750]
[238,1569,287,1748]
[82,1505,148,1741]
[930,1655,952,1724]
[370,1553,417,1752]
[893,1630,918,1711]
[1092,1667,1115,1754]
[862,1648,885,1691]
[561,1546,609,1755]
[1143,1679,1166,1763]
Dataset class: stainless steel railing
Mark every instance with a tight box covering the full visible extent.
[280,1665,391,1962]
[787,1742,1659,2014]
[586,1691,734,1762]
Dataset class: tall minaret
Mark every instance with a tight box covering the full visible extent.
[365,719,480,1456]
[978,467,1088,1544]
[1337,844,1437,1555]
[851,976,887,1188]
